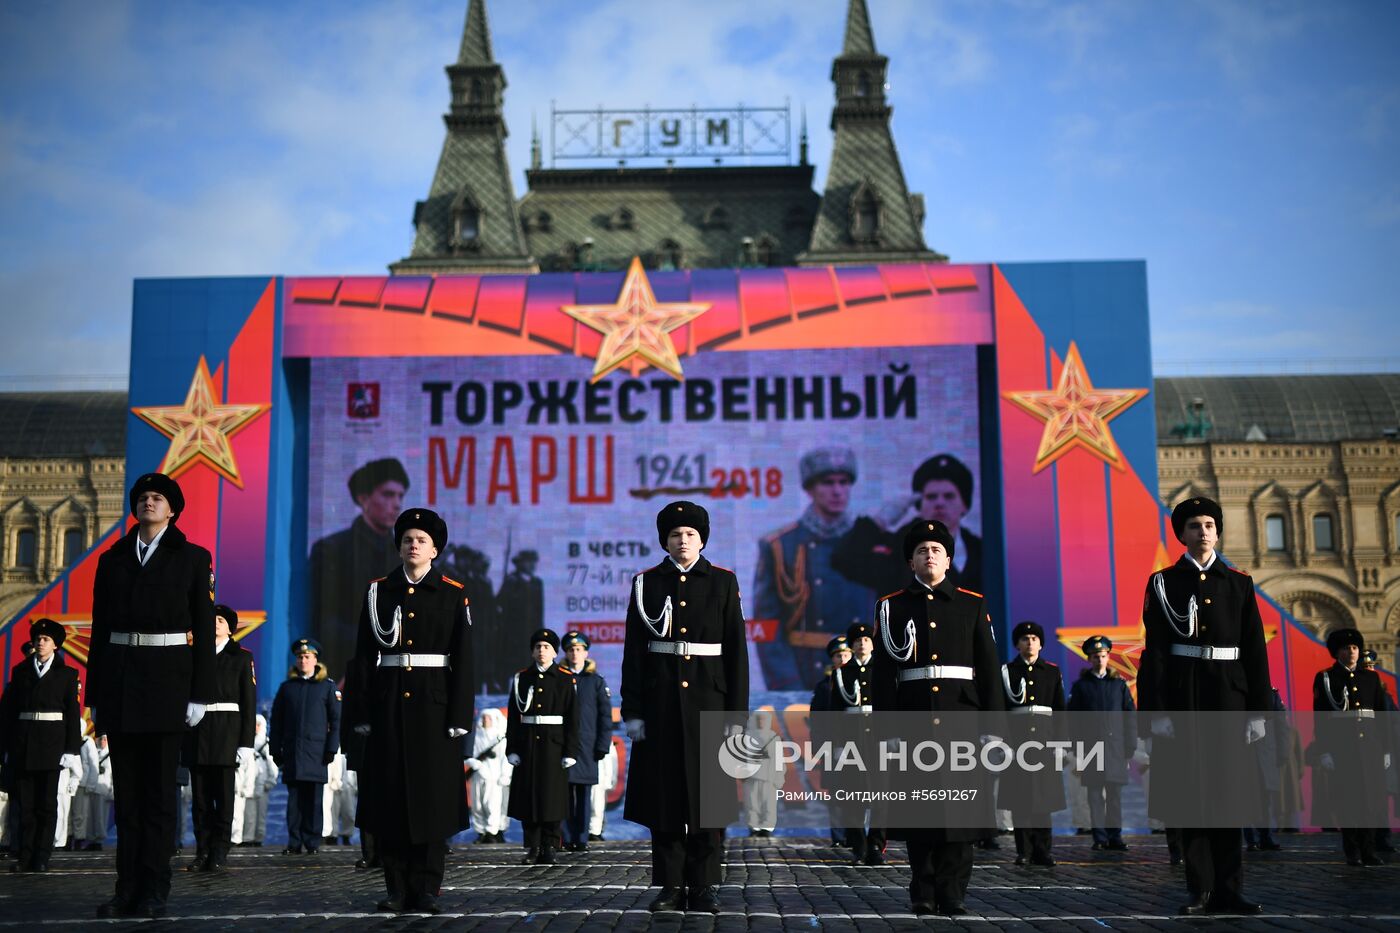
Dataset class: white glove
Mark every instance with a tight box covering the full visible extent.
[465,757,482,770]
[562,757,577,769]
[499,772,512,787]
[507,753,521,767]
[979,734,1002,746]
[1245,718,1266,744]
[1385,753,1392,770]
[236,747,253,768]
[1320,753,1335,771]
[624,719,646,742]
[448,727,468,738]
[353,724,371,736]
[60,753,80,771]
[185,702,206,728]
[1150,716,1174,738]
[724,723,744,738]
[875,494,917,530]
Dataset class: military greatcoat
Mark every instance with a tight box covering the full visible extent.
[620,556,750,831]
[0,656,82,771]
[187,641,255,767]
[1312,662,1391,826]
[997,655,1066,817]
[345,565,475,846]
[506,663,579,823]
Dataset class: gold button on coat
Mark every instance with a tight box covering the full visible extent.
[402,691,411,698]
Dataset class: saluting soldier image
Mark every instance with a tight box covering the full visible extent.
[87,473,216,919]
[870,520,1003,917]
[1312,628,1391,866]
[621,500,750,914]
[344,507,474,915]
[505,628,579,865]
[830,621,886,865]
[0,618,81,874]
[1138,497,1271,916]
[998,620,1065,867]
[183,605,255,873]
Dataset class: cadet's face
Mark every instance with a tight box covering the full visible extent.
[214,615,231,639]
[359,481,406,533]
[135,491,173,527]
[909,540,950,583]
[32,634,56,660]
[296,651,317,674]
[1089,648,1110,672]
[666,526,702,564]
[533,642,557,666]
[808,473,853,516]
[852,636,873,658]
[833,647,852,667]
[1180,515,1218,554]
[565,644,588,668]
[1017,634,1041,659]
[1335,644,1360,667]
[399,529,438,568]
[918,480,967,530]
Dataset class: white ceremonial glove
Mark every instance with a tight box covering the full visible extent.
[1319,753,1335,771]
[1150,716,1174,739]
[979,735,1002,746]
[465,757,482,770]
[624,719,646,742]
[185,702,206,728]
[875,494,917,531]
[1245,718,1266,744]
[448,727,468,738]
[236,747,253,768]
[507,753,521,767]
[723,723,744,738]
[353,724,371,736]
[1386,753,1392,770]
[562,757,577,769]
[60,753,80,772]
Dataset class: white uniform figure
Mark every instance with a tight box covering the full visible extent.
[0,788,10,850]
[238,714,278,845]
[466,708,511,841]
[741,710,786,835]
[323,750,354,843]
[54,749,84,848]
[589,740,619,839]
[70,734,113,848]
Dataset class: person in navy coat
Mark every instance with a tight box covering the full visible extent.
[269,638,341,856]
[559,631,613,854]
[1066,635,1137,851]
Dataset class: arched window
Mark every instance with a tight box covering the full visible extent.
[656,240,683,270]
[63,528,84,567]
[702,205,729,230]
[754,235,778,267]
[15,529,36,569]
[470,78,484,104]
[534,211,552,233]
[856,71,872,98]
[1264,514,1287,552]
[611,207,635,231]
[1312,514,1335,552]
[850,184,881,243]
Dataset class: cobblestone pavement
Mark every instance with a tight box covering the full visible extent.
[2,833,1396,930]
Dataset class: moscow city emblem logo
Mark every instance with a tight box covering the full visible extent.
[347,382,381,419]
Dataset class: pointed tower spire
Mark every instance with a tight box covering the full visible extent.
[392,0,534,273]
[800,0,945,265]
[799,105,809,166]
[530,112,542,171]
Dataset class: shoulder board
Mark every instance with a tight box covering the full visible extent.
[371,576,387,583]
[440,575,464,589]
[878,589,905,602]
[710,562,733,573]
[1227,565,1250,576]
[762,522,799,542]
[957,587,983,598]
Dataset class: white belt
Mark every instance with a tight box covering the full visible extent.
[520,715,564,725]
[1333,708,1375,720]
[1170,644,1239,660]
[378,653,448,668]
[898,665,974,683]
[204,703,241,713]
[844,705,874,714]
[647,640,722,657]
[18,712,63,722]
[109,631,186,647]
[1010,705,1055,716]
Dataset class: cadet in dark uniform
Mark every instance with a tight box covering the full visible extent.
[999,621,1065,866]
[270,638,340,856]
[0,618,81,873]
[88,473,216,919]
[1066,635,1136,852]
[830,621,886,865]
[808,635,849,848]
[1138,497,1271,916]
[505,629,579,865]
[1312,628,1390,865]
[559,630,613,853]
[871,521,1002,917]
[308,457,409,680]
[184,605,255,872]
[621,501,749,914]
[345,508,474,914]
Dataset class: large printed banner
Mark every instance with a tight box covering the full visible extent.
[306,345,981,694]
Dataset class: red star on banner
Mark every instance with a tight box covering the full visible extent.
[562,256,710,381]
[1002,341,1148,473]
[132,356,270,487]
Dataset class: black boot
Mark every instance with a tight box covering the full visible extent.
[649,887,684,911]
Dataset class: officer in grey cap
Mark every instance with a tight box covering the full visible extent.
[753,446,874,691]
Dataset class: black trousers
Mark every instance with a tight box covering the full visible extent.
[523,821,560,850]
[14,769,60,869]
[190,765,235,859]
[1180,827,1243,899]
[1012,814,1053,861]
[284,780,324,850]
[845,825,887,857]
[380,839,446,905]
[651,829,722,889]
[905,832,973,908]
[1342,828,1376,861]
[564,783,592,845]
[109,731,181,906]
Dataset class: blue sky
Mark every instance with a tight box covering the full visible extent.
[2,0,1397,386]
